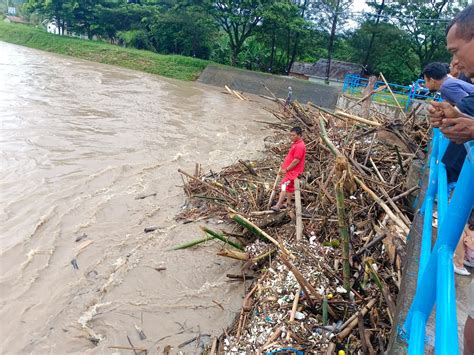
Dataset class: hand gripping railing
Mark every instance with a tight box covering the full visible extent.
[403,130,474,355]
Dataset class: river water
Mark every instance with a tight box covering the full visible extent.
[0,42,272,353]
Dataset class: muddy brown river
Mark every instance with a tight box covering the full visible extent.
[0,42,272,354]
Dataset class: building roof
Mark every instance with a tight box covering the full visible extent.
[290,59,363,80]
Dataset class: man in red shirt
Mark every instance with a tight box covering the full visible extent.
[271,127,306,211]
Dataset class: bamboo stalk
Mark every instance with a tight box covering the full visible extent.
[229,212,291,256]
[178,169,238,204]
[217,249,249,260]
[336,298,376,341]
[267,167,281,210]
[379,72,408,121]
[391,186,419,202]
[322,296,328,326]
[295,178,303,241]
[366,260,396,321]
[201,226,244,251]
[334,110,382,127]
[286,286,301,341]
[363,132,377,166]
[250,210,277,216]
[378,186,411,226]
[319,115,342,156]
[353,176,409,234]
[335,173,351,294]
[370,157,386,183]
[170,235,215,250]
[394,146,406,175]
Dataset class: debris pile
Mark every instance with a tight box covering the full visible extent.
[175,94,429,353]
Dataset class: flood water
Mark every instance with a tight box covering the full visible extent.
[0,42,272,353]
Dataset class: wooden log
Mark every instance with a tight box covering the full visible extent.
[361,75,377,118]
[295,178,303,241]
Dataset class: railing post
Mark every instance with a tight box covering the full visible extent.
[405,138,474,354]
[435,245,459,355]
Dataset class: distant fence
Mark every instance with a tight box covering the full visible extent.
[342,74,437,111]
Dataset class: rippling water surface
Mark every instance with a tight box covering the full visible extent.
[0,41,271,353]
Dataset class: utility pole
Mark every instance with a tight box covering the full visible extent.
[325,0,341,84]
[362,0,386,70]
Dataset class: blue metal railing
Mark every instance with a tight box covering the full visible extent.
[403,131,474,354]
[342,74,437,111]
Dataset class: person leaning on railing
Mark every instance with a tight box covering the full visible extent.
[428,2,474,145]
[424,60,474,275]
[427,5,474,355]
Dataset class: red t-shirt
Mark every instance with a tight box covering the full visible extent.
[282,139,306,179]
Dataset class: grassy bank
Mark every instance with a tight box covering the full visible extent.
[0,22,209,81]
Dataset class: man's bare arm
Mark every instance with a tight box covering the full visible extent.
[280,158,300,175]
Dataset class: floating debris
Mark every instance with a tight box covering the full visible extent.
[175,97,428,353]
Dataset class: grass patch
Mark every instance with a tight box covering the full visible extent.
[345,87,409,107]
[0,22,209,81]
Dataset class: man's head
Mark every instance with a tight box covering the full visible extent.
[422,62,448,91]
[446,5,474,77]
[290,127,302,142]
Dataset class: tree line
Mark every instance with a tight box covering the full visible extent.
[21,0,468,84]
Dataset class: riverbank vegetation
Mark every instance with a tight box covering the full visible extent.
[0,21,208,80]
[14,0,467,84]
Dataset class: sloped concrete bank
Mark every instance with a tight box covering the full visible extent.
[198,64,340,109]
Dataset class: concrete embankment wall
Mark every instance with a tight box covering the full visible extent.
[198,64,340,109]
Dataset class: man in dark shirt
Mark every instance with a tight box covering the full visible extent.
[423,62,474,105]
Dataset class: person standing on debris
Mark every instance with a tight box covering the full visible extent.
[271,127,306,212]
[284,86,293,107]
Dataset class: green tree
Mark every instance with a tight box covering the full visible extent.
[147,2,217,58]
[24,0,73,34]
[308,0,353,82]
[256,0,308,73]
[348,22,419,84]
[384,0,466,67]
[205,0,273,66]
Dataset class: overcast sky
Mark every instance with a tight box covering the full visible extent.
[352,0,371,11]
